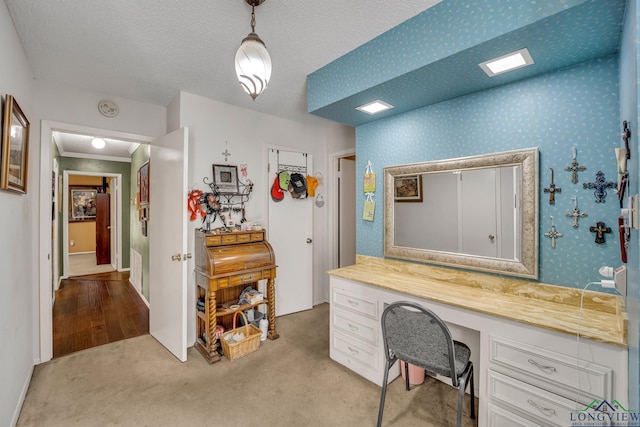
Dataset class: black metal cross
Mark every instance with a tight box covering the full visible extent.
[583,171,616,203]
[589,221,612,244]
[543,168,561,205]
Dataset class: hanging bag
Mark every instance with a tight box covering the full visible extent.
[363,193,375,222]
[363,161,376,193]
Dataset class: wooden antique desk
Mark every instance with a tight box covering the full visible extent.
[194,228,279,363]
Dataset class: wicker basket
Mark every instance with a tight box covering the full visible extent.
[220,311,261,361]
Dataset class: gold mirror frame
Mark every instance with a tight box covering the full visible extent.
[384,147,539,279]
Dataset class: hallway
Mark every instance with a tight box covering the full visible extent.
[53,271,149,358]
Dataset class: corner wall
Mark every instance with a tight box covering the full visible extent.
[0,2,36,426]
[620,0,639,410]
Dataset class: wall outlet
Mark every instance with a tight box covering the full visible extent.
[70,240,75,246]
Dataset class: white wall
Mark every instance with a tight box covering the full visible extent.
[171,91,354,343]
[0,3,36,426]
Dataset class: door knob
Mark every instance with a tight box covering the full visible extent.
[107,226,111,229]
[488,234,495,241]
[306,238,312,244]
[171,254,182,261]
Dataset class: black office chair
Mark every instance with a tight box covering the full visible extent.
[377,301,475,427]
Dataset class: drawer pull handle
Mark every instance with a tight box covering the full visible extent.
[528,359,557,374]
[347,300,359,307]
[527,399,556,417]
[347,346,359,355]
[347,323,359,332]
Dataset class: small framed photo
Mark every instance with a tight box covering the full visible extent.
[1,95,30,194]
[394,175,423,202]
[138,161,150,205]
[212,164,239,194]
[70,186,98,221]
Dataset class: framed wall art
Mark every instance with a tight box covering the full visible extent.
[212,164,239,194]
[394,175,423,202]
[1,95,30,194]
[138,161,150,205]
[69,186,98,221]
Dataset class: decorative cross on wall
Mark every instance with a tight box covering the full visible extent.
[583,171,616,203]
[222,141,231,162]
[564,146,586,184]
[544,216,563,249]
[623,120,631,160]
[565,196,587,228]
[589,221,612,244]
[543,168,561,205]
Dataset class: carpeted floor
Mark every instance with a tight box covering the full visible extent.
[18,303,477,427]
[68,253,115,277]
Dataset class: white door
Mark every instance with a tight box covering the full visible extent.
[459,168,497,257]
[268,149,313,316]
[149,128,189,362]
[338,158,356,267]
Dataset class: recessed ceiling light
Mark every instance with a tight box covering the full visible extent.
[356,100,394,115]
[479,48,534,77]
[91,138,106,149]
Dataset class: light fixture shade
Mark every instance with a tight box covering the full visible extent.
[91,137,106,149]
[235,33,272,100]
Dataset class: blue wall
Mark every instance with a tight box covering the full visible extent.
[356,55,621,289]
[620,0,639,410]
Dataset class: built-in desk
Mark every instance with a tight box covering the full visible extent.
[328,255,628,427]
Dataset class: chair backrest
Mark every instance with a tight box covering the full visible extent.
[381,301,459,386]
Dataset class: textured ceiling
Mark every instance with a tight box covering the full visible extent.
[5,0,441,125]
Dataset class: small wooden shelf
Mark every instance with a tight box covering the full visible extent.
[215,299,269,317]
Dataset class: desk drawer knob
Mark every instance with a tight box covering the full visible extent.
[527,399,556,417]
[347,346,359,355]
[347,300,359,307]
[347,323,359,332]
[528,358,557,374]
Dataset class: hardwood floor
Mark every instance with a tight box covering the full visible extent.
[53,271,149,358]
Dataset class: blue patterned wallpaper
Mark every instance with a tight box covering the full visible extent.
[356,56,621,289]
[308,0,625,127]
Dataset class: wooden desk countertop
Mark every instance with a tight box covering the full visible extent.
[328,255,627,347]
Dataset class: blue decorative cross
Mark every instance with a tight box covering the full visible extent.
[583,171,616,203]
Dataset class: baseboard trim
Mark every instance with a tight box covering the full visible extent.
[11,363,34,427]
[128,279,149,308]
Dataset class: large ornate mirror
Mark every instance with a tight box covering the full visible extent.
[384,148,539,278]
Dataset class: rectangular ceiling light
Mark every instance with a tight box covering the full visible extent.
[356,100,394,115]
[479,48,534,77]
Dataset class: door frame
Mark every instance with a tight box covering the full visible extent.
[62,170,121,278]
[328,148,356,271]
[38,120,154,363]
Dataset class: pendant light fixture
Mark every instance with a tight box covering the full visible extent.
[235,0,272,101]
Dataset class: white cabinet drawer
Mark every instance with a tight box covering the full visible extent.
[488,370,579,427]
[490,335,611,401]
[332,287,378,319]
[332,307,378,346]
[331,330,378,370]
[487,403,543,427]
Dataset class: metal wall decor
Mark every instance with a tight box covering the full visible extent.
[623,120,631,160]
[544,216,563,249]
[589,221,612,244]
[583,171,616,203]
[566,196,587,228]
[564,145,586,184]
[543,168,561,204]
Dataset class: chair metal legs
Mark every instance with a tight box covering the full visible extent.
[377,359,394,427]
[379,360,475,427]
[456,362,475,427]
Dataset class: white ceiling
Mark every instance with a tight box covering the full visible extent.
[6,0,441,159]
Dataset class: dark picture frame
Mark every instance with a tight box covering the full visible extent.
[139,161,150,205]
[212,164,239,194]
[394,175,423,202]
[1,95,30,194]
[69,186,98,222]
